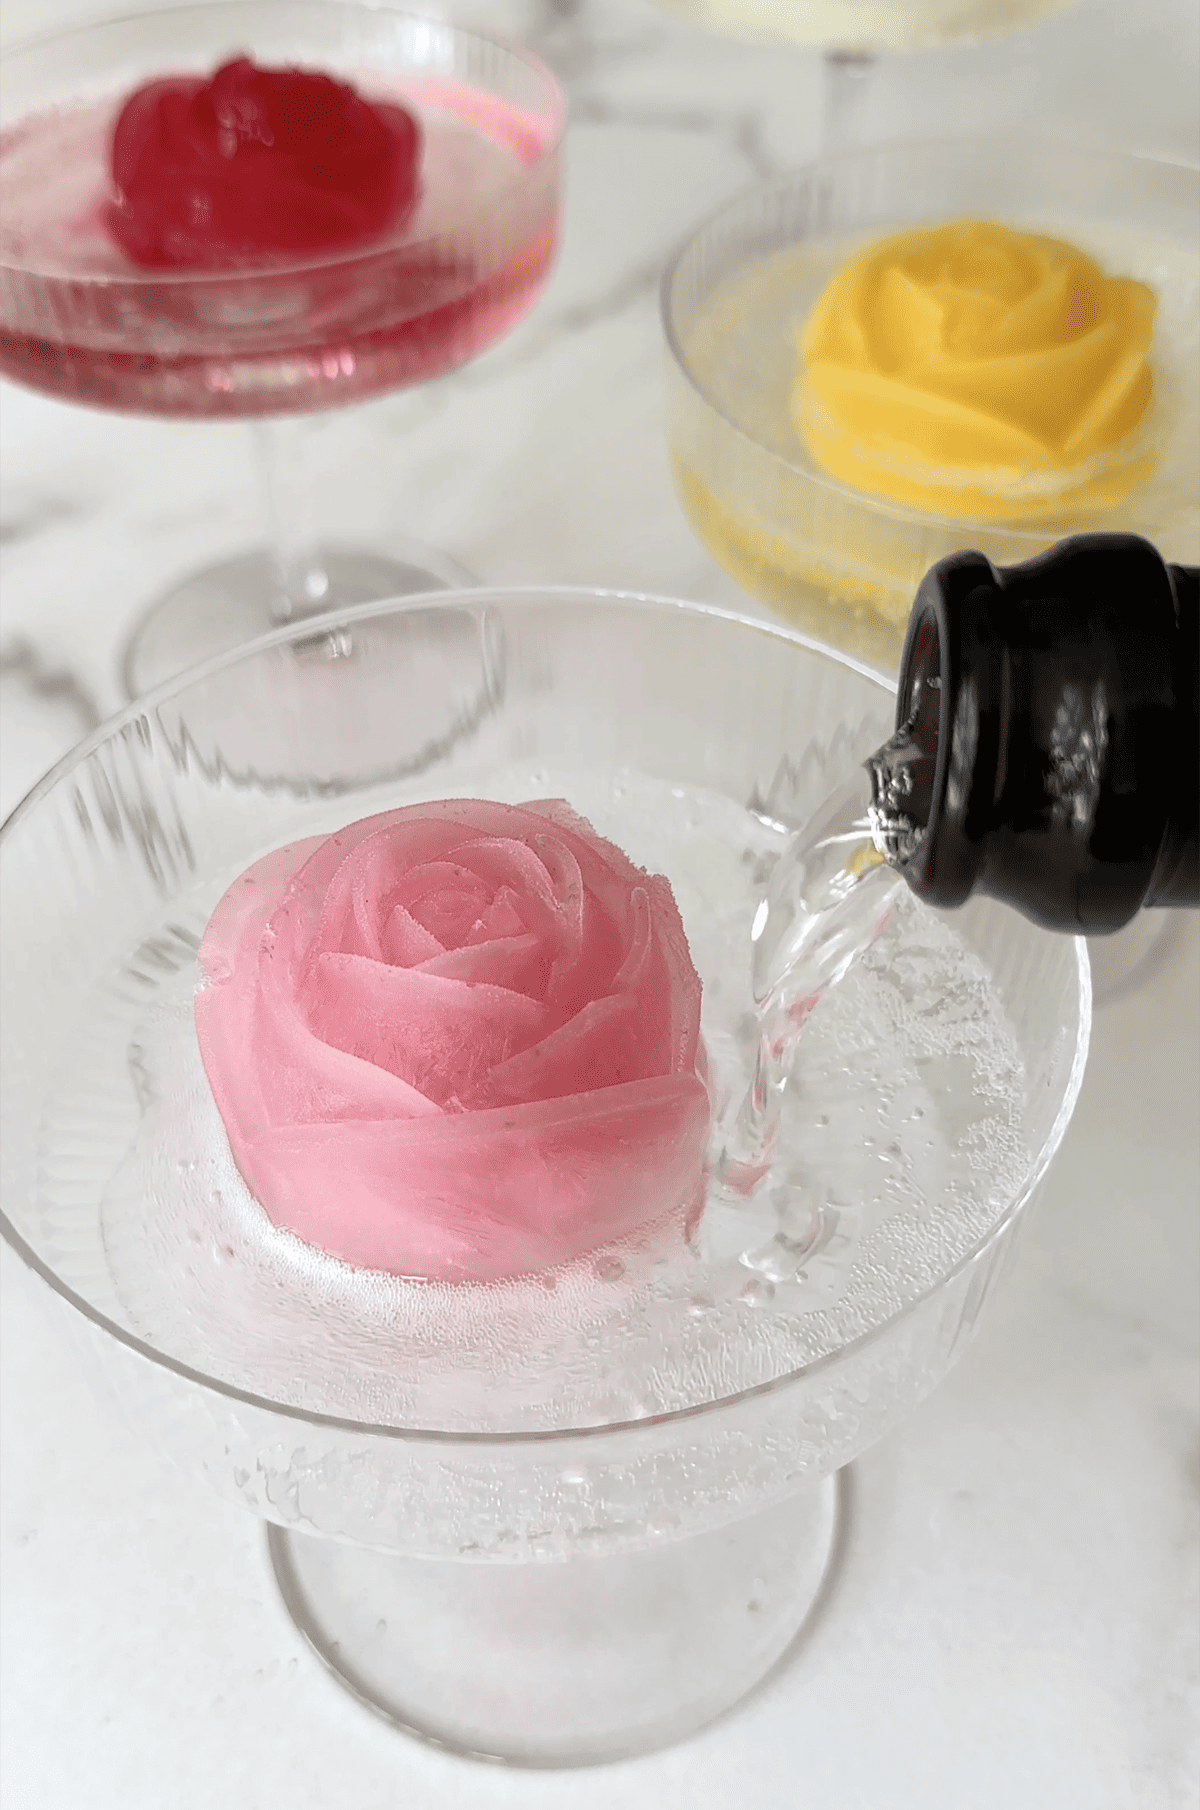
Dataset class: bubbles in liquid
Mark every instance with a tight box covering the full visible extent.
[43,757,1027,1435]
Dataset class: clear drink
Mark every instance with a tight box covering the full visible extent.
[37,758,1030,1432]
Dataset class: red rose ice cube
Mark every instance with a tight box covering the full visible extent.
[108,56,421,268]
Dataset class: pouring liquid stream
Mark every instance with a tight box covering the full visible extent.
[715,720,933,1217]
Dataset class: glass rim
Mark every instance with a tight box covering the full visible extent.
[0,583,1092,1449]
[0,0,568,289]
[660,134,1200,546]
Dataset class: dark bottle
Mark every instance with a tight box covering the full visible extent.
[869,533,1199,933]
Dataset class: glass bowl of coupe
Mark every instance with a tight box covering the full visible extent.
[0,3,565,695]
[0,587,1088,1766]
[663,139,1198,674]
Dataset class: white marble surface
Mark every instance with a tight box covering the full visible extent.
[2,1,1198,1805]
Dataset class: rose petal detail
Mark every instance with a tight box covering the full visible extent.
[304,950,547,1105]
[196,842,441,1130]
[380,902,445,968]
[194,799,709,1279]
[488,993,638,1101]
[107,57,422,269]
[416,932,546,998]
[795,218,1160,523]
[236,1076,711,1282]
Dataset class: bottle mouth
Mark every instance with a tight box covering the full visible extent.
[882,534,1190,928]
[866,589,949,873]
[873,549,1001,910]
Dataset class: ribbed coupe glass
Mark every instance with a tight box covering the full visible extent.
[0,4,565,695]
[0,589,1089,1766]
[663,140,1199,674]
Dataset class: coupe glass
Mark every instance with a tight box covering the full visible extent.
[0,4,565,696]
[0,590,1089,1768]
[664,141,1198,1002]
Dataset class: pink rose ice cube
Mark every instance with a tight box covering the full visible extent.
[194,799,710,1282]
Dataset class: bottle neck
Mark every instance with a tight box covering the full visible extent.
[888,535,1198,933]
[1145,561,1199,908]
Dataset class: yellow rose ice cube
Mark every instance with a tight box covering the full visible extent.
[795,219,1158,522]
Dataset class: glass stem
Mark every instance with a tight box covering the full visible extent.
[253,418,332,626]
[821,48,877,156]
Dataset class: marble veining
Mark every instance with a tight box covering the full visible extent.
[1,2,1197,1805]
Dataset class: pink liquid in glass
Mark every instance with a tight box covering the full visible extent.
[0,78,560,417]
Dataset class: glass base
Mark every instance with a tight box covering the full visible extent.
[1087,910,1179,1008]
[121,540,475,699]
[267,1473,845,1768]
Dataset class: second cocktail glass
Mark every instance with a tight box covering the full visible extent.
[0,589,1089,1766]
[0,2,565,695]
[662,140,1199,671]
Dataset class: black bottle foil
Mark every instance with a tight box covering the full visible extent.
[877,534,1199,934]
